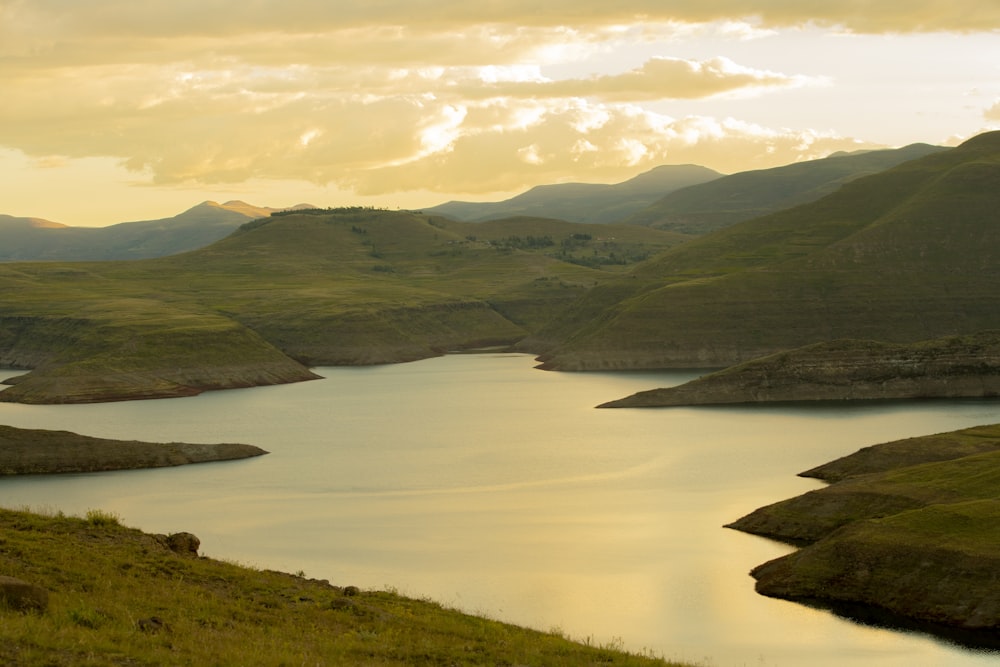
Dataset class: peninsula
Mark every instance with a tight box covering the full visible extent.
[726,423,1000,643]
[598,332,1000,408]
[0,424,267,475]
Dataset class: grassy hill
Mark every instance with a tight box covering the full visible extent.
[623,143,945,233]
[533,131,1000,371]
[424,164,720,223]
[0,506,675,666]
[0,209,684,403]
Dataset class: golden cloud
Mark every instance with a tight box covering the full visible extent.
[5,1,1000,41]
[3,0,976,202]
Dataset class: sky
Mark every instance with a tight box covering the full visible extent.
[1,1,999,226]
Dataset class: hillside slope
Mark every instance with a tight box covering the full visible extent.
[623,143,945,233]
[534,131,1000,371]
[0,507,674,666]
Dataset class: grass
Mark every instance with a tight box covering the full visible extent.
[535,131,1000,371]
[623,143,945,232]
[0,507,681,666]
[733,420,1000,636]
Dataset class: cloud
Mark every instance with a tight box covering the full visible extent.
[4,1,1000,42]
[986,101,1000,121]
[0,52,872,194]
[342,102,876,195]
[1,0,971,204]
[475,57,820,101]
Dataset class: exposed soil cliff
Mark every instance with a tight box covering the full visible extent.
[0,425,267,474]
[598,332,1000,408]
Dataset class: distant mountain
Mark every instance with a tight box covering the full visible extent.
[0,201,313,261]
[423,164,721,223]
[624,143,947,233]
[531,131,1000,371]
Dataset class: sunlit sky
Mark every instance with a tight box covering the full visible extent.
[2,1,998,226]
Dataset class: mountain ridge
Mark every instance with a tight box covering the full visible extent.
[423,164,721,223]
[622,142,946,233]
[0,201,315,262]
[533,131,1000,371]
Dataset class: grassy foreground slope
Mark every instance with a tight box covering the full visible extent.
[0,210,683,403]
[726,424,1000,638]
[0,507,675,666]
[535,131,1000,371]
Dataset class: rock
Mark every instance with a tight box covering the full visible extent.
[329,598,356,611]
[166,532,200,556]
[342,585,360,596]
[137,616,169,633]
[0,576,48,612]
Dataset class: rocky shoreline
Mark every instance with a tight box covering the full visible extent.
[726,424,1000,642]
[0,424,267,475]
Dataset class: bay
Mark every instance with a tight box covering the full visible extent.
[0,354,998,666]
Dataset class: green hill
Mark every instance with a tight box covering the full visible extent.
[622,143,945,233]
[0,209,684,403]
[533,131,1000,371]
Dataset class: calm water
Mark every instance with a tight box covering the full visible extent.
[0,354,998,667]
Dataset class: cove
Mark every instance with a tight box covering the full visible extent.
[0,354,998,666]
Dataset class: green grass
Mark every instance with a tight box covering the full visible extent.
[0,507,681,666]
[729,442,1000,545]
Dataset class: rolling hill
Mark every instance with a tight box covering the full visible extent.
[531,131,1000,371]
[622,143,946,233]
[0,210,684,403]
[423,164,720,223]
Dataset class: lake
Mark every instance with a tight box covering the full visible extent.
[1,354,998,666]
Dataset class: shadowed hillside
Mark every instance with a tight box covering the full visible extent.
[532,131,1000,371]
